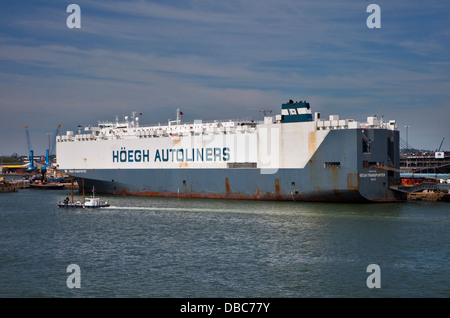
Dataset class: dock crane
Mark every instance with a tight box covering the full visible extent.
[25,125,37,172]
[437,137,445,152]
[42,124,61,174]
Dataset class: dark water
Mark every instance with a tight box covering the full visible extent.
[0,187,448,298]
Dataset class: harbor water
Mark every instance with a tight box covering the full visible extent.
[0,186,448,298]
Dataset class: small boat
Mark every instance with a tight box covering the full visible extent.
[83,195,110,208]
[30,182,65,190]
[57,198,110,208]
[58,186,110,208]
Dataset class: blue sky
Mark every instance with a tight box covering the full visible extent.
[0,0,449,156]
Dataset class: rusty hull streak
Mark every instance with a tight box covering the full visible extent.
[275,178,280,195]
[346,172,359,190]
[308,131,317,159]
[225,177,231,196]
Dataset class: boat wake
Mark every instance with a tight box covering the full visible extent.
[105,205,247,214]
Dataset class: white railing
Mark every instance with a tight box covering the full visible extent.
[316,115,397,131]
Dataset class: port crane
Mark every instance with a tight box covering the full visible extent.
[437,137,445,152]
[25,125,37,172]
[43,124,61,173]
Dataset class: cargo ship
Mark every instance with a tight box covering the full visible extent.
[55,100,403,202]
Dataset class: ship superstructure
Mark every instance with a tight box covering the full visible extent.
[56,100,402,202]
